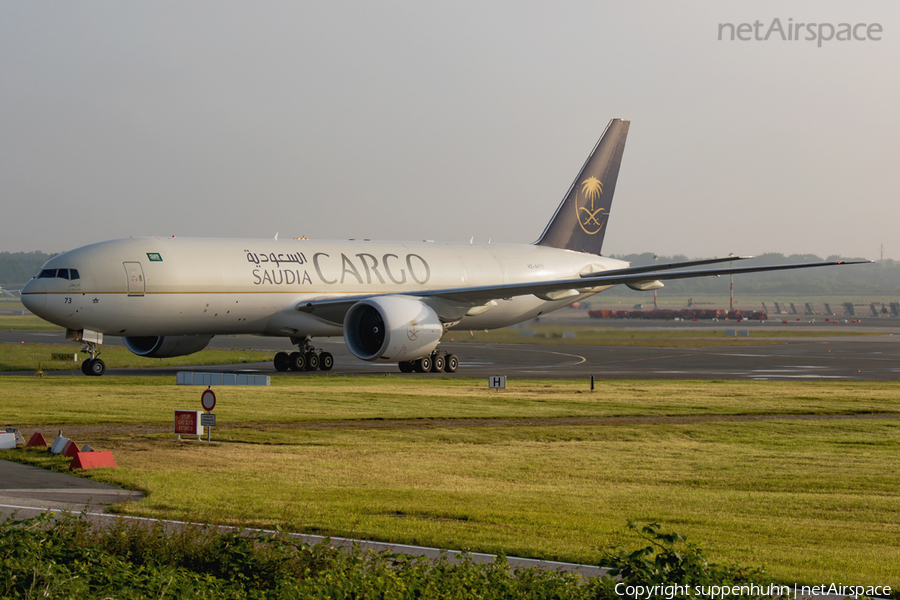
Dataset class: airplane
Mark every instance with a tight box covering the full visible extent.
[20,119,867,376]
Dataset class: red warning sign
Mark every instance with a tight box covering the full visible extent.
[174,411,202,435]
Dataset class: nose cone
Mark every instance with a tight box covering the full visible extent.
[20,280,47,314]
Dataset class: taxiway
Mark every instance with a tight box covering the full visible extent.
[2,328,899,380]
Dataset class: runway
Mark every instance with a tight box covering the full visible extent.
[3,328,900,380]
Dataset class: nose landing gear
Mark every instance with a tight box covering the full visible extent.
[80,342,105,376]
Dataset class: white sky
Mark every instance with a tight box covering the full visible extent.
[2,1,898,259]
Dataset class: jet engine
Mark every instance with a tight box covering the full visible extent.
[123,335,214,358]
[343,296,442,362]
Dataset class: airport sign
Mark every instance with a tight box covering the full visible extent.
[174,411,202,437]
[201,389,217,412]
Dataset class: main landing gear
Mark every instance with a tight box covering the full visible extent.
[80,342,105,377]
[273,337,333,373]
[398,350,459,374]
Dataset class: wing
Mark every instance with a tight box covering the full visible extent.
[297,257,871,323]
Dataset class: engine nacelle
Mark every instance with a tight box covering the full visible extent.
[123,335,214,358]
[343,296,442,362]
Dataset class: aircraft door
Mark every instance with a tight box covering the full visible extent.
[124,262,145,297]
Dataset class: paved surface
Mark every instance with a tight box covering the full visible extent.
[4,328,900,380]
[0,459,145,520]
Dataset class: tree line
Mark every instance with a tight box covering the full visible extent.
[0,252,56,286]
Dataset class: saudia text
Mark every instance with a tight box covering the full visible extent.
[245,250,430,286]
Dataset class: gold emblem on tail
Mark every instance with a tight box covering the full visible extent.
[576,176,605,234]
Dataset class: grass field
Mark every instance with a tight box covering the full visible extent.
[0,314,64,332]
[0,343,277,372]
[1,375,898,588]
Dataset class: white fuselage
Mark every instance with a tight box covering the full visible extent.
[21,237,627,339]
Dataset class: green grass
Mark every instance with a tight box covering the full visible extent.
[1,376,899,424]
[1,376,898,588]
[0,313,62,332]
[0,343,275,372]
[2,513,618,599]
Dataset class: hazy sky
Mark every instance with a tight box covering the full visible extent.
[2,1,898,259]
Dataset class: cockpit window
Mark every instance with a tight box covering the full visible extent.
[36,268,79,280]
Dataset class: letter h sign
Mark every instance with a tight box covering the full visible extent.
[489,375,506,389]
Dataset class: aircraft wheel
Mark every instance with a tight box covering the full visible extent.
[398,361,414,373]
[443,354,459,373]
[305,351,319,371]
[319,352,334,371]
[414,356,432,373]
[289,351,306,371]
[274,352,291,372]
[81,359,93,376]
[431,354,445,372]
[88,358,106,377]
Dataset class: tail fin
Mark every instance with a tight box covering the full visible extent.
[535,118,630,255]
